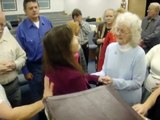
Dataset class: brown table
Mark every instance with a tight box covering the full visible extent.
[44,85,143,120]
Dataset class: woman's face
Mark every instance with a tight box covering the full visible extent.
[115,23,131,45]
[104,10,115,24]
[70,35,80,53]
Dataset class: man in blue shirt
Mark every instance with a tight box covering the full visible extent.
[16,0,52,103]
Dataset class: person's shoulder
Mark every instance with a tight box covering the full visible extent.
[39,15,47,19]
[53,66,82,80]
[81,20,90,25]
[108,42,118,48]
[154,16,160,25]
[17,18,29,28]
[150,44,160,51]
[55,66,80,74]
[142,16,147,20]
[154,44,160,48]
[135,46,145,56]
[156,15,160,20]
[142,17,148,22]
[39,16,52,26]
[40,16,51,22]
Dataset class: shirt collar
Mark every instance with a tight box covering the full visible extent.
[118,43,132,52]
[26,16,45,28]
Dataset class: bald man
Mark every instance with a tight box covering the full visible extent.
[141,2,160,53]
[0,11,26,107]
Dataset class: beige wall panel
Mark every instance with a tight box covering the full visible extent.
[128,0,146,19]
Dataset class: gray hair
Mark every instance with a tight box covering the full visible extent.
[150,2,160,14]
[114,12,142,47]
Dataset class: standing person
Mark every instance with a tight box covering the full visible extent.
[43,25,108,96]
[0,11,26,107]
[97,31,116,71]
[141,2,160,53]
[93,9,115,71]
[72,8,91,65]
[67,21,87,72]
[16,0,53,102]
[97,8,126,71]
[92,12,146,105]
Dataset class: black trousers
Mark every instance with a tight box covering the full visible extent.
[81,42,89,65]
[148,95,160,120]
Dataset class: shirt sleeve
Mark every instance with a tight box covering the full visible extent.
[84,74,99,84]
[80,21,91,35]
[16,26,29,75]
[11,35,26,70]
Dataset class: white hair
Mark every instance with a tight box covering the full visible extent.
[114,12,142,47]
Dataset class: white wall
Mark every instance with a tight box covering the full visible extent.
[1,0,64,15]
[64,0,128,18]
[1,0,128,17]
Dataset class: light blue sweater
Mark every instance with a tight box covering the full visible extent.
[93,42,146,105]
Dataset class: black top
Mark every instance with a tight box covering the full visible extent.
[148,95,160,120]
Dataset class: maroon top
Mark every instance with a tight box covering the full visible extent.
[46,66,99,95]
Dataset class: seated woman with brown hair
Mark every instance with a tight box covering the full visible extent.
[43,25,108,96]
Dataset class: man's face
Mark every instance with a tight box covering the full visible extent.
[24,2,39,21]
[147,5,157,18]
[0,14,6,38]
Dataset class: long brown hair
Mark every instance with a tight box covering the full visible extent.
[43,25,83,72]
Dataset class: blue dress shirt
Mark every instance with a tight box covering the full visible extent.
[16,16,53,74]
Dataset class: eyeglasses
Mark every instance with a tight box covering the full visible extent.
[115,28,130,35]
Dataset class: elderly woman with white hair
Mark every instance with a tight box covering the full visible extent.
[92,12,146,105]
